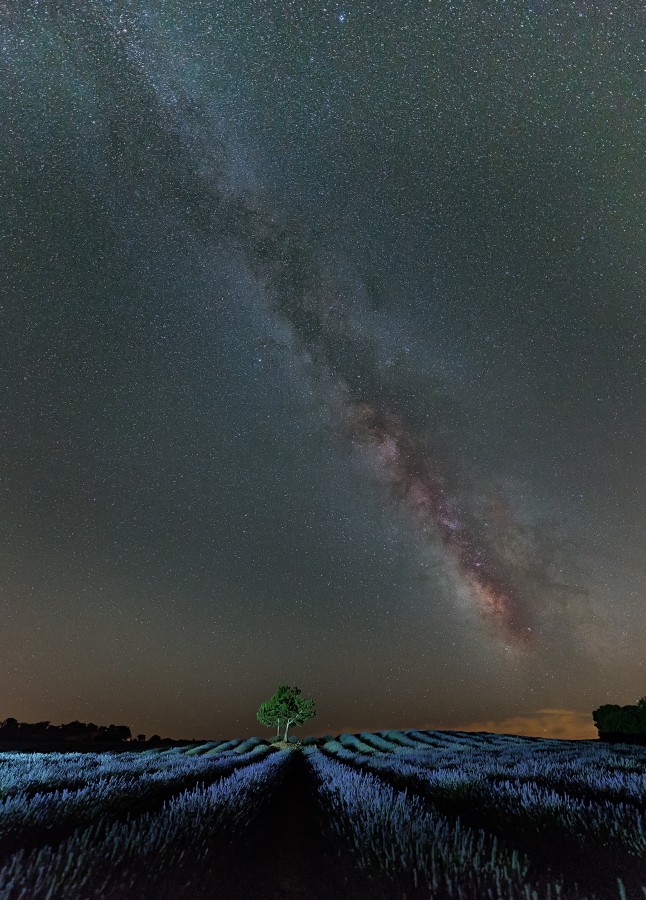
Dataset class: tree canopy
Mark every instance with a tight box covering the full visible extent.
[256,684,316,742]
[592,698,646,734]
[256,685,293,739]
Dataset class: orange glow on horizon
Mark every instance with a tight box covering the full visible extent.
[308,709,599,742]
[412,708,598,741]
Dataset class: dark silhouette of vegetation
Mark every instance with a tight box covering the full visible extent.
[593,697,646,742]
[0,718,132,744]
[0,719,182,749]
[257,684,316,742]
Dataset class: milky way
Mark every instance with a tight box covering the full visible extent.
[341,402,536,650]
[214,185,541,652]
[84,1,574,654]
[0,3,599,654]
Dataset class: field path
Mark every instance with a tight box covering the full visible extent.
[244,749,335,900]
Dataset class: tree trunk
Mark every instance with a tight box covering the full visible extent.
[283,719,292,742]
[275,722,281,739]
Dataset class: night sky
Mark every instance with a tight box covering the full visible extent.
[1,0,644,742]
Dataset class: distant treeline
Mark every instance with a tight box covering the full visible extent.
[0,718,170,746]
[593,697,646,740]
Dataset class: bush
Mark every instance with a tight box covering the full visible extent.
[383,731,420,748]
[359,732,398,752]
[339,734,379,754]
[184,742,220,756]
[234,737,265,754]
[593,703,646,735]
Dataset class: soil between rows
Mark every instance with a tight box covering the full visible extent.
[231,749,342,900]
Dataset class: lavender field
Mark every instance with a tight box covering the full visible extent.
[0,731,644,899]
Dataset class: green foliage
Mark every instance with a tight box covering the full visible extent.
[593,702,646,735]
[618,706,646,733]
[256,700,280,733]
[256,685,294,737]
[592,705,622,732]
[257,684,316,741]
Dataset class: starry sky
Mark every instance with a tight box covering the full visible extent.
[1,0,644,741]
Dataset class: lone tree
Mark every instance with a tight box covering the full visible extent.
[257,684,316,742]
[256,685,291,739]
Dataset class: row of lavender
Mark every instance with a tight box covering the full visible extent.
[0,743,272,860]
[307,747,553,899]
[1,730,644,898]
[0,747,290,899]
[308,731,646,899]
[331,732,646,811]
[0,736,268,800]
